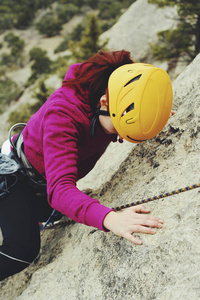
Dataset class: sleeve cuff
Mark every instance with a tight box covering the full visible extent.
[84,202,115,231]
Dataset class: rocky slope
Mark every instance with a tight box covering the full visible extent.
[0,43,200,300]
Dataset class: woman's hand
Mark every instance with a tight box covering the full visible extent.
[103,205,163,245]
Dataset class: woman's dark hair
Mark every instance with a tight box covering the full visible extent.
[62,50,134,111]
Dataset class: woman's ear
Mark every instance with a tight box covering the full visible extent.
[100,94,109,110]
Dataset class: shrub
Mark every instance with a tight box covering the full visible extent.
[69,14,105,61]
[0,53,14,67]
[36,13,63,37]
[0,78,22,114]
[98,1,122,20]
[34,80,54,107]
[151,23,195,61]
[54,23,84,53]
[100,20,116,32]
[8,80,53,126]
[57,4,79,23]
[0,5,14,31]
[52,56,70,79]
[4,32,25,57]
[0,33,25,68]
[28,47,52,82]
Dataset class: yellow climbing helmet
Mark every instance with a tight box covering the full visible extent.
[108,63,173,143]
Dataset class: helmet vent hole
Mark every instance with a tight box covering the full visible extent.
[124,74,142,87]
[122,103,134,116]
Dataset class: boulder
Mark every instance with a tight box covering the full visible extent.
[100,0,178,62]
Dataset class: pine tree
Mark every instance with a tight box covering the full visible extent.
[69,14,106,61]
[148,0,200,62]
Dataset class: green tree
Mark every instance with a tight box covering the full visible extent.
[34,80,54,107]
[148,0,200,62]
[4,32,25,57]
[0,33,25,67]
[29,47,51,73]
[28,47,52,84]
[0,5,14,31]
[0,67,22,113]
[57,4,79,23]
[98,1,122,20]
[0,78,22,113]
[36,13,63,37]
[8,80,53,126]
[0,0,55,31]
[70,24,85,42]
[0,53,14,67]
[52,56,71,79]
[54,23,85,53]
[69,14,106,61]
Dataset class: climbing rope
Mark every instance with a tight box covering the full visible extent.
[42,183,200,230]
[113,183,200,211]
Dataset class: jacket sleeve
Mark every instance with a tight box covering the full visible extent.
[42,100,113,231]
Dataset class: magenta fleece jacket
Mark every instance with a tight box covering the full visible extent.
[22,64,117,231]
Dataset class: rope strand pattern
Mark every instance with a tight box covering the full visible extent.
[113,183,200,211]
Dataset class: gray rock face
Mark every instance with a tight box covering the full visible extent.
[100,0,178,62]
[1,54,200,300]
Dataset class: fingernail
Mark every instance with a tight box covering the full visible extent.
[158,223,163,227]
[151,229,156,234]
[159,219,163,223]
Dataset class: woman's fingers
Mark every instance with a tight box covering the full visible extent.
[129,205,164,226]
[130,225,157,235]
[123,224,159,245]
[124,233,143,245]
[123,228,156,245]
[131,218,163,229]
[133,204,150,213]
[132,205,162,223]
[123,226,157,245]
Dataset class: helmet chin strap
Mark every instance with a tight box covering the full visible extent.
[90,108,110,137]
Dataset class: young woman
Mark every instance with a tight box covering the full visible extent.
[0,50,173,281]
